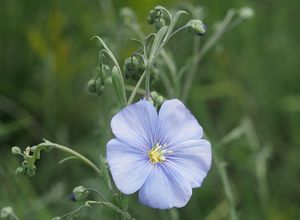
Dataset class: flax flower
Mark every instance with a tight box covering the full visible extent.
[107,99,211,209]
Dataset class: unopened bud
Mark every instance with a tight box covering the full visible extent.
[123,56,145,80]
[187,20,207,36]
[147,9,157,25]
[11,146,21,155]
[26,164,36,177]
[87,79,97,93]
[70,186,89,202]
[150,91,164,107]
[15,167,24,177]
[156,96,164,105]
[239,7,254,19]
[147,7,169,30]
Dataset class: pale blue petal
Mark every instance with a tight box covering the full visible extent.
[106,138,152,194]
[138,164,192,209]
[166,139,212,188]
[111,100,158,151]
[158,99,203,146]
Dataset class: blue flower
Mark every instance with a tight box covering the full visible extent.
[106,99,212,209]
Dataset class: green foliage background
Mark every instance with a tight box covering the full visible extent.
[1,0,299,219]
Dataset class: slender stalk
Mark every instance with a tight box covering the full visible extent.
[213,147,238,220]
[129,20,182,97]
[86,200,134,220]
[125,85,145,95]
[86,188,109,202]
[50,143,102,176]
[159,24,189,50]
[182,10,236,101]
[128,71,146,105]
[145,62,151,100]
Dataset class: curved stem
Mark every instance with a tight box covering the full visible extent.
[159,24,189,50]
[181,10,236,101]
[86,188,109,202]
[50,143,102,176]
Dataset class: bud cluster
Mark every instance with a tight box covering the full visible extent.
[150,91,164,107]
[87,64,111,97]
[123,56,145,81]
[147,7,170,30]
[11,141,53,177]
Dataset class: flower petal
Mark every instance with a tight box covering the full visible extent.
[138,164,192,209]
[111,100,158,151]
[158,99,203,146]
[167,139,212,188]
[106,138,152,194]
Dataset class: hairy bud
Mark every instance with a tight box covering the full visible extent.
[239,7,254,20]
[70,186,89,202]
[11,146,21,155]
[123,56,145,80]
[187,20,207,36]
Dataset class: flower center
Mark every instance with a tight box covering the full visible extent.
[148,143,172,164]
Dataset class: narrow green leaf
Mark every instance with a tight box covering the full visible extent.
[150,26,168,58]
[58,156,78,164]
[111,66,127,107]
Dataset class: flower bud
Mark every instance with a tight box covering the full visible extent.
[87,79,97,93]
[21,160,28,168]
[147,7,169,30]
[87,78,105,96]
[123,56,145,80]
[11,146,21,155]
[150,91,164,107]
[15,167,24,177]
[147,9,157,25]
[238,7,254,20]
[156,95,164,106]
[70,186,89,202]
[99,64,111,81]
[151,91,158,99]
[187,20,207,36]
[154,18,167,30]
[26,164,36,177]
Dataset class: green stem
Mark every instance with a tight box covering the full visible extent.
[125,85,145,95]
[213,147,238,220]
[145,62,151,100]
[86,200,134,220]
[159,24,189,50]
[128,71,146,105]
[181,10,236,101]
[50,143,102,176]
[86,188,109,202]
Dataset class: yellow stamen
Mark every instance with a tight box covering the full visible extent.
[148,143,171,163]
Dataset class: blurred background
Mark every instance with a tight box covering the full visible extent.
[1,0,299,219]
